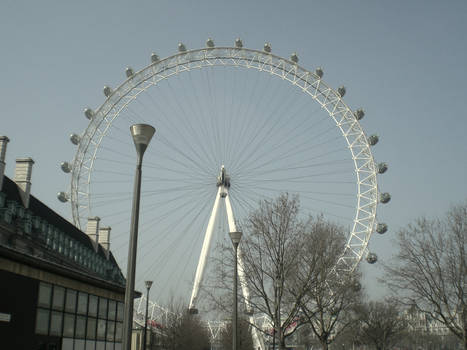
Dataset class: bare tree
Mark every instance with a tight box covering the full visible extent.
[159,300,211,350]
[239,193,308,349]
[383,201,467,349]
[296,218,362,350]
[219,318,255,350]
[355,298,407,350]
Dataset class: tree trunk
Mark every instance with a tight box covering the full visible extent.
[319,340,328,350]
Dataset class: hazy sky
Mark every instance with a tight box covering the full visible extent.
[1,0,466,303]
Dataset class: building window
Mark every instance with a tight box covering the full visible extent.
[108,300,116,320]
[65,289,77,313]
[50,311,63,336]
[75,315,86,338]
[97,319,107,340]
[35,308,50,335]
[98,297,108,319]
[117,302,124,322]
[52,286,65,311]
[63,313,75,337]
[77,292,88,315]
[87,317,97,340]
[38,282,52,308]
[88,295,98,317]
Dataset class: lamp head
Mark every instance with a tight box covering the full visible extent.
[229,231,243,245]
[130,124,156,157]
[145,280,153,290]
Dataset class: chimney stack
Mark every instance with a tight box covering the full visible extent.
[0,136,9,190]
[14,157,34,208]
[98,226,111,259]
[86,217,100,251]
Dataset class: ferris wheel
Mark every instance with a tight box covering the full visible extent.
[59,38,389,325]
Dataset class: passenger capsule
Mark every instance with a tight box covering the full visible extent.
[355,108,365,120]
[366,252,378,264]
[125,67,134,77]
[235,38,243,48]
[206,38,214,48]
[61,161,71,173]
[57,192,69,203]
[377,162,388,174]
[315,67,324,78]
[178,43,186,52]
[103,86,112,97]
[84,108,94,120]
[263,43,271,53]
[337,86,346,97]
[368,134,379,146]
[70,133,80,145]
[151,53,159,63]
[380,192,391,204]
[290,53,299,63]
[376,223,388,234]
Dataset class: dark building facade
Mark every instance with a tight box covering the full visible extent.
[0,136,127,350]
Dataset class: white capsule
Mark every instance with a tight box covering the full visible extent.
[178,43,186,52]
[235,38,243,48]
[61,161,71,173]
[70,134,80,145]
[337,86,346,97]
[315,67,324,78]
[84,108,94,120]
[368,134,379,146]
[206,38,215,48]
[151,53,159,63]
[290,53,299,63]
[57,192,69,203]
[366,252,378,264]
[103,86,112,97]
[125,67,134,77]
[355,108,365,120]
[263,43,271,53]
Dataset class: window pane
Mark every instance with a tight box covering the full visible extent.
[52,286,65,311]
[35,308,50,335]
[115,322,123,342]
[38,282,52,308]
[85,340,95,350]
[107,321,115,341]
[50,311,63,336]
[65,289,77,313]
[76,316,86,338]
[75,339,85,350]
[98,297,108,319]
[87,317,97,340]
[108,300,116,320]
[62,337,74,350]
[96,341,105,350]
[77,292,88,315]
[88,295,98,317]
[117,302,124,322]
[63,313,75,337]
[115,343,122,350]
[97,318,106,340]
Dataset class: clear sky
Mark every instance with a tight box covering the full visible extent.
[1,0,466,304]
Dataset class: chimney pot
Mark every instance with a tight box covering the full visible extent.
[0,136,9,190]
[85,217,100,251]
[14,157,34,208]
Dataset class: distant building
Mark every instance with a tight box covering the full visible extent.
[0,136,127,350]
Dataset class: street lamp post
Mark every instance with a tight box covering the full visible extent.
[143,280,153,350]
[229,231,243,350]
[122,124,156,350]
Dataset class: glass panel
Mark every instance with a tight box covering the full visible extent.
[87,317,97,340]
[116,302,124,322]
[62,337,74,350]
[75,339,85,350]
[78,292,88,315]
[85,340,96,350]
[98,297,108,319]
[52,286,65,311]
[96,341,105,350]
[106,321,115,341]
[115,322,123,342]
[63,313,75,337]
[88,295,98,317]
[115,343,122,350]
[35,308,50,335]
[106,342,115,350]
[65,289,77,313]
[38,282,52,308]
[97,318,106,340]
[50,311,63,336]
[76,315,86,338]
[108,300,116,320]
